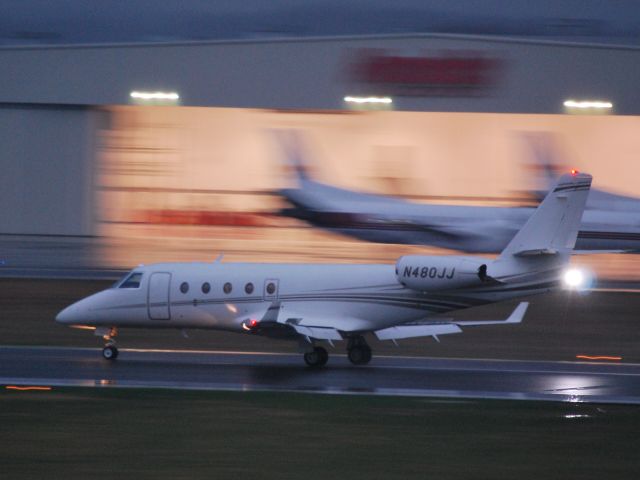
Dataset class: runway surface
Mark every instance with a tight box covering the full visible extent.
[3,346,640,404]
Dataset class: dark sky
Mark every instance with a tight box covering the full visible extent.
[1,0,639,45]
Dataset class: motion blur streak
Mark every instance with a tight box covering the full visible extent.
[5,386,52,391]
[576,355,622,361]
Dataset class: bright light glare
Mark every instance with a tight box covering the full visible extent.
[563,268,585,288]
[130,91,180,101]
[344,96,392,104]
[563,100,612,109]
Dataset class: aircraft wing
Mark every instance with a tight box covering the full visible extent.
[374,302,528,341]
[274,303,372,341]
[290,325,343,341]
[375,324,462,341]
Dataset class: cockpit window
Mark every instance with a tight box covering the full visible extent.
[119,272,143,289]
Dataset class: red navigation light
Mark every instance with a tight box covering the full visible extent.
[570,169,579,175]
[242,318,260,332]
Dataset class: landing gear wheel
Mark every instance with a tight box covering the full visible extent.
[348,346,372,365]
[102,345,119,361]
[304,346,329,367]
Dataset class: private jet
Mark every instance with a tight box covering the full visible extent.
[278,134,639,253]
[56,172,591,366]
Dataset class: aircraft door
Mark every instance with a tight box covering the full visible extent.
[148,272,171,320]
[263,279,279,301]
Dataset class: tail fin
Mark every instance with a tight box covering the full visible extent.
[498,171,592,260]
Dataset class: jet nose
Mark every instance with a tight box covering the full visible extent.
[55,303,81,325]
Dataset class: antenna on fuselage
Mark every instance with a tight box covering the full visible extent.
[214,253,224,263]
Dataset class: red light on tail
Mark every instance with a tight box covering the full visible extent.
[571,169,579,175]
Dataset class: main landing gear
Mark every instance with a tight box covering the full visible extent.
[98,327,119,361]
[304,346,329,367]
[347,335,372,365]
[302,336,373,367]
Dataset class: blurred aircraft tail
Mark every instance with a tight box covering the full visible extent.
[520,132,566,199]
[272,130,312,183]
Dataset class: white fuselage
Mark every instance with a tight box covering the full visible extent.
[55,261,554,335]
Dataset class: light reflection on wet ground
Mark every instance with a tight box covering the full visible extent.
[3,347,640,404]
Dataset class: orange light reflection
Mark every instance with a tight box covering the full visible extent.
[6,386,53,391]
[576,355,622,361]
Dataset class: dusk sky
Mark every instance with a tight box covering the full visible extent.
[1,0,639,45]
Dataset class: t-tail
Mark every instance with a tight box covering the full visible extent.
[491,171,592,280]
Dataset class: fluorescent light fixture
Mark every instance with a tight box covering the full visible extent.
[130,91,180,101]
[344,96,392,104]
[563,99,612,109]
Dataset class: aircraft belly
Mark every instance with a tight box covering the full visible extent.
[168,302,246,330]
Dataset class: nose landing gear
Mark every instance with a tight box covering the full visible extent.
[97,327,119,361]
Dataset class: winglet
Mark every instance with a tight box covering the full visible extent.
[503,301,529,324]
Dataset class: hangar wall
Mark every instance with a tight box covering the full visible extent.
[1,33,639,241]
[0,104,99,235]
[1,34,639,114]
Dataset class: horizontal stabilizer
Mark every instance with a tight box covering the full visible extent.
[513,248,559,257]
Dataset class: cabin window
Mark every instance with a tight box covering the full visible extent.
[245,282,254,294]
[119,272,143,289]
[223,282,232,294]
[266,282,276,295]
[202,282,211,294]
[180,282,189,294]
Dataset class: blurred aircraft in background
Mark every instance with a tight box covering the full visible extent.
[56,172,591,366]
[524,132,640,213]
[277,132,640,253]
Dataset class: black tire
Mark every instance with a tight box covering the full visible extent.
[348,346,372,365]
[304,346,328,367]
[102,345,119,360]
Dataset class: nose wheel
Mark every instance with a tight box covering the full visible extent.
[102,344,119,360]
[98,327,119,361]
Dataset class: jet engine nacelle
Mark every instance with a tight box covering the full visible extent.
[396,255,489,291]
